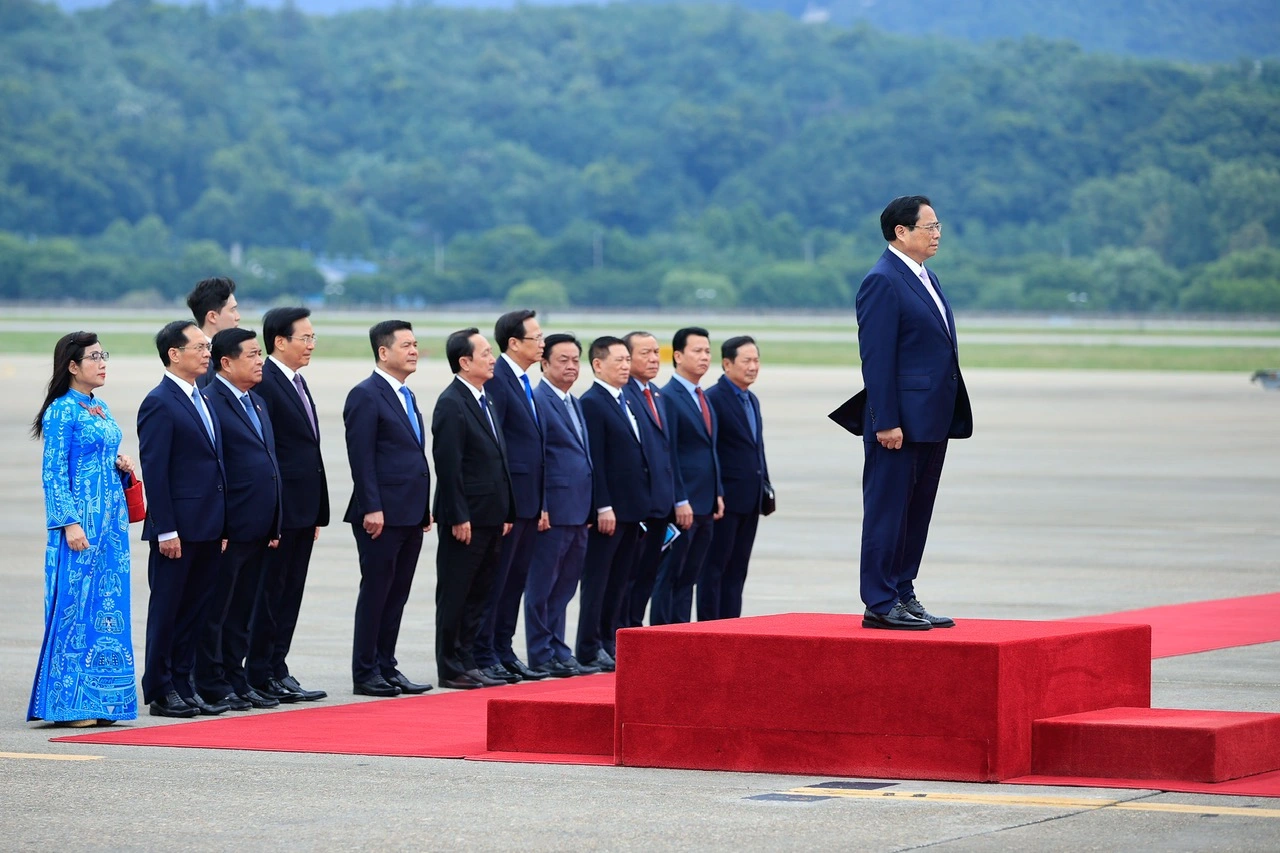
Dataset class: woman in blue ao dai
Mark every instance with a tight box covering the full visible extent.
[28,332,139,726]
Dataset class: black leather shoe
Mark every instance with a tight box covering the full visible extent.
[216,692,253,712]
[862,602,933,631]
[149,691,199,718]
[440,673,483,690]
[529,659,576,678]
[901,596,956,628]
[184,692,231,715]
[384,671,433,694]
[465,668,508,687]
[592,649,617,672]
[480,664,520,684]
[239,688,279,709]
[353,677,401,697]
[503,658,548,681]
[280,675,327,701]
[253,679,302,704]
[565,655,601,675]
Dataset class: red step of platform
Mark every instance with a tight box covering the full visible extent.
[612,613,1151,781]
[486,678,615,757]
[1032,707,1280,783]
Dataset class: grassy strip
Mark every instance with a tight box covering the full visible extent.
[2,331,1277,371]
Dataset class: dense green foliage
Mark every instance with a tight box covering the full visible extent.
[2,0,1278,312]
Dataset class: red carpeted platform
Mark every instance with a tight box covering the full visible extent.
[1032,707,1280,783]
[487,679,614,756]
[612,614,1150,781]
[1071,592,1280,658]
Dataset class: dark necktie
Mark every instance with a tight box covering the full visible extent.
[643,387,661,428]
[739,391,757,442]
[695,386,712,435]
[479,393,498,438]
[240,393,264,440]
[293,373,318,438]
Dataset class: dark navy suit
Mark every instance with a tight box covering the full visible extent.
[576,381,649,662]
[431,377,516,682]
[138,374,227,704]
[623,378,680,627]
[701,374,769,620]
[476,356,545,669]
[248,358,329,687]
[343,372,432,683]
[196,376,282,698]
[651,376,722,624]
[855,248,973,613]
[525,381,592,667]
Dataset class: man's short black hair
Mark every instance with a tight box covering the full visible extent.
[369,320,413,360]
[672,326,710,368]
[721,335,758,362]
[495,309,537,354]
[262,306,311,355]
[542,333,581,362]
[589,335,626,365]
[187,276,237,325]
[212,328,257,372]
[880,195,933,242]
[155,320,197,366]
[446,328,482,374]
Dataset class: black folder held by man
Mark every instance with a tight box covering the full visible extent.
[828,390,867,436]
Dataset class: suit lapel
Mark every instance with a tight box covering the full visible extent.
[497,359,541,436]
[268,361,316,436]
[372,374,421,446]
[455,380,500,449]
[215,380,261,444]
[670,384,712,444]
[167,377,216,451]
[889,251,951,341]
[539,384,584,451]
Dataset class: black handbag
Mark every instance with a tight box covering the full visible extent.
[760,480,776,516]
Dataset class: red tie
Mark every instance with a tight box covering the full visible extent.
[695,387,712,435]
[643,387,661,428]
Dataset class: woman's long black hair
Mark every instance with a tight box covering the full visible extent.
[31,331,98,440]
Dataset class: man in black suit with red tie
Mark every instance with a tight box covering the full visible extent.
[196,328,282,712]
[138,320,228,717]
[576,337,651,672]
[651,327,724,624]
[248,306,329,704]
[343,320,434,697]
[431,329,517,690]
[622,331,680,629]
[701,336,770,621]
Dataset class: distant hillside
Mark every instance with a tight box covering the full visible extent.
[50,0,1280,62]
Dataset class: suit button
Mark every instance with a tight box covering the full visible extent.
[952,374,958,380]
[217,485,224,491]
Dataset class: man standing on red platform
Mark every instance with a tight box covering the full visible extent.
[852,195,973,631]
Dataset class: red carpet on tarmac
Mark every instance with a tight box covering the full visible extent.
[1070,592,1280,658]
[53,594,1280,797]
[55,675,616,765]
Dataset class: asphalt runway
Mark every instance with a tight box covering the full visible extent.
[2,351,1278,851]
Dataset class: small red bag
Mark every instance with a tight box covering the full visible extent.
[123,473,146,524]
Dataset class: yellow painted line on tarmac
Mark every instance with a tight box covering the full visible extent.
[786,787,1280,818]
[0,751,104,762]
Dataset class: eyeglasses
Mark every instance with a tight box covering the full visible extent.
[80,351,110,363]
[176,342,213,353]
[518,334,545,343]
[287,334,318,345]
[911,221,943,234]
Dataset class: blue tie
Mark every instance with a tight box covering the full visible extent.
[739,391,757,442]
[564,395,584,444]
[192,388,215,445]
[479,393,498,438]
[399,386,421,444]
[240,393,263,440]
[520,373,538,424]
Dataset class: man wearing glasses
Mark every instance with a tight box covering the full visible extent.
[137,320,229,716]
[851,195,973,631]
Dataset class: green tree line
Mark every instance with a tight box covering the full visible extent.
[1,0,1278,311]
